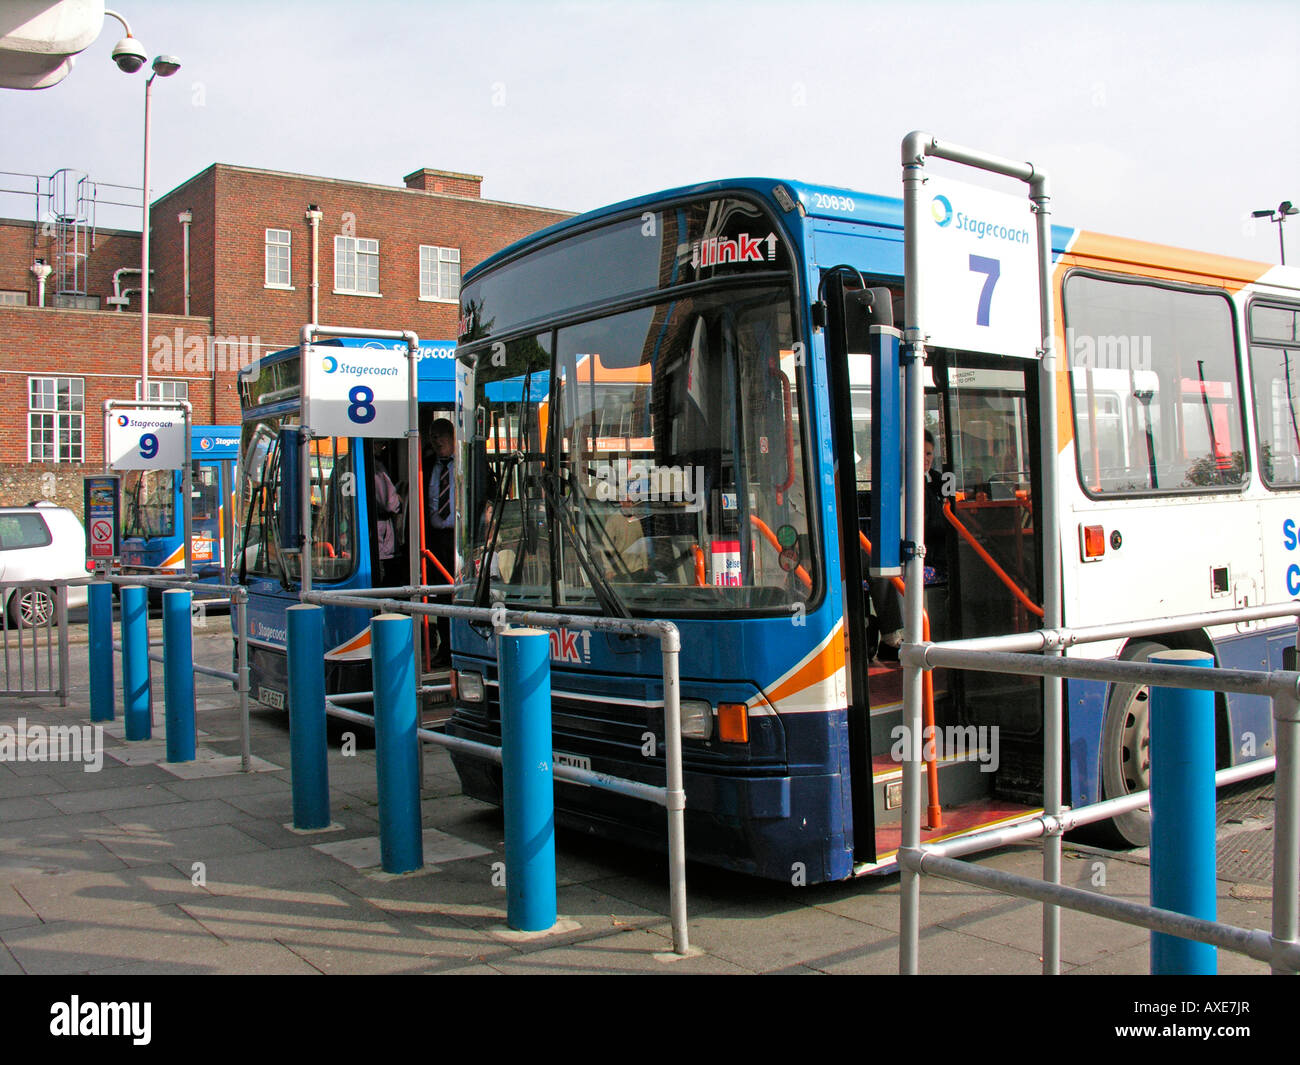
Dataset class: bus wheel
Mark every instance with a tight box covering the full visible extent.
[1098,639,1166,847]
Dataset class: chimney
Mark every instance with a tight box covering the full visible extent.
[403,168,483,198]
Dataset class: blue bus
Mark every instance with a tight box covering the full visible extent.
[234,337,455,712]
[121,425,241,579]
[444,177,1293,881]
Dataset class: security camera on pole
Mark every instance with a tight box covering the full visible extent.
[104,10,181,398]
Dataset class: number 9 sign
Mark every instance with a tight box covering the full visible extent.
[139,433,159,460]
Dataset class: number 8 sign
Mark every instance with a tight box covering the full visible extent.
[305,344,408,438]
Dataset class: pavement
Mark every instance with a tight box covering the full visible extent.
[0,620,1287,978]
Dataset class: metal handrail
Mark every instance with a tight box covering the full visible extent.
[99,573,253,771]
[304,586,691,956]
[898,597,1300,975]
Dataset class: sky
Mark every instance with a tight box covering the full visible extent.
[1,0,1297,262]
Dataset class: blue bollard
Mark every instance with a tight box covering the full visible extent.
[162,589,196,763]
[499,627,556,932]
[285,604,330,830]
[88,581,114,723]
[371,614,423,873]
[120,585,152,741]
[1149,648,1217,975]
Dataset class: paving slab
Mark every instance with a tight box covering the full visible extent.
[1,903,223,975]
[9,861,203,922]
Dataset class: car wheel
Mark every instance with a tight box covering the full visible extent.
[9,588,55,629]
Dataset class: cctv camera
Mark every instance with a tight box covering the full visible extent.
[111,37,147,74]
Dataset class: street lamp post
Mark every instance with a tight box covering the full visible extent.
[1252,200,1298,266]
[105,10,180,398]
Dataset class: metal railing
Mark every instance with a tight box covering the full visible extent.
[0,579,89,704]
[897,598,1300,975]
[303,585,691,956]
[103,574,253,771]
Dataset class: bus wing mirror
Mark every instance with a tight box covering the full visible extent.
[843,286,894,352]
[278,427,303,552]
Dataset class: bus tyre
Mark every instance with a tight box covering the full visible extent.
[1098,639,1166,848]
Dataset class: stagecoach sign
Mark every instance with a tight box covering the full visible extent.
[913,173,1041,358]
[304,343,408,438]
[106,408,187,470]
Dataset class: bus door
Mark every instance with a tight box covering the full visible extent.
[822,276,893,865]
[190,458,223,574]
[933,351,1045,802]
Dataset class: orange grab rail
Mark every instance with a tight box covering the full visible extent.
[776,370,795,503]
[859,530,942,830]
[692,545,706,587]
[748,515,812,590]
[942,501,1044,619]
[421,547,454,585]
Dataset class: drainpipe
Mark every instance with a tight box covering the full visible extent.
[110,266,151,310]
[30,259,52,307]
[305,203,322,324]
[178,209,193,316]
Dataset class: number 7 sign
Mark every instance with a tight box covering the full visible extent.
[912,174,1042,358]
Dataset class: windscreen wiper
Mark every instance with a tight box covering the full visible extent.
[538,469,630,619]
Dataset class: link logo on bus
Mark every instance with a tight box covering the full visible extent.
[691,232,777,269]
[550,627,591,665]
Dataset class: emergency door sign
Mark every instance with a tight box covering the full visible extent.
[107,408,186,470]
[913,173,1041,358]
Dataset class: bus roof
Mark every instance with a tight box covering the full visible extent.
[254,336,457,404]
[464,175,1284,292]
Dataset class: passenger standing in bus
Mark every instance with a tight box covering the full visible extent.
[372,446,402,588]
[426,418,456,664]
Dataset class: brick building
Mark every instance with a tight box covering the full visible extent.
[0,164,571,512]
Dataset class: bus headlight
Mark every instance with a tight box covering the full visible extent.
[679,699,713,739]
[455,670,485,703]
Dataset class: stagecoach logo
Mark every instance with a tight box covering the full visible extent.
[117,414,130,427]
[321,355,339,374]
[249,616,288,643]
[199,437,213,450]
[549,626,591,665]
[931,194,954,227]
[691,232,777,269]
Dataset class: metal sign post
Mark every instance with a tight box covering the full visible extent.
[298,325,424,673]
[898,131,1059,975]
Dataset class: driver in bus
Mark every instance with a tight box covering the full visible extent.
[603,480,648,579]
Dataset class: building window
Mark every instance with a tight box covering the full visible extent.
[136,379,189,402]
[334,235,380,295]
[265,228,292,287]
[0,290,28,306]
[420,245,461,302]
[28,376,83,463]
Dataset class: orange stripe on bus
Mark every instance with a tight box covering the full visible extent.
[765,624,845,707]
